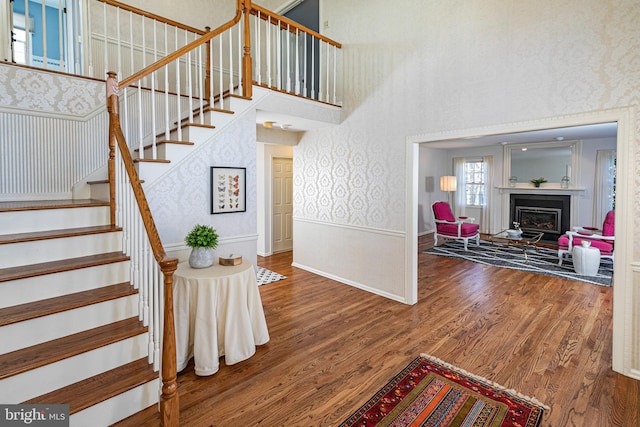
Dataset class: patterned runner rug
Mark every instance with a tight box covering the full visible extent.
[424,239,613,286]
[256,267,287,286]
[340,354,549,427]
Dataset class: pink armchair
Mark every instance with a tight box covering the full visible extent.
[432,201,480,250]
[558,210,615,265]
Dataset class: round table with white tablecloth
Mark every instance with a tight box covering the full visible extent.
[173,261,270,376]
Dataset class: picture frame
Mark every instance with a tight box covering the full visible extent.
[210,167,246,214]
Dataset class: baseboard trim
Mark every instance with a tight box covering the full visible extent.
[291,261,408,304]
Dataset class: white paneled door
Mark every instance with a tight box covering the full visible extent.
[272,157,293,253]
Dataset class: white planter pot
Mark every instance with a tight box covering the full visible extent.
[189,247,215,269]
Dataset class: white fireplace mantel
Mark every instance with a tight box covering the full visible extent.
[496,186,586,195]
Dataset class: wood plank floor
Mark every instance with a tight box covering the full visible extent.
[116,235,639,426]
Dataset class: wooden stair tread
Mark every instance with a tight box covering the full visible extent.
[0,199,108,213]
[0,282,136,327]
[23,358,157,414]
[205,107,234,115]
[87,179,108,185]
[183,123,216,129]
[0,317,147,380]
[0,224,122,245]
[134,140,195,152]
[134,158,171,163]
[0,251,129,282]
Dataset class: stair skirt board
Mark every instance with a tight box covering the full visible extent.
[0,295,139,353]
[0,262,131,308]
[70,379,159,427]
[0,232,123,268]
[0,207,110,234]
[0,335,149,404]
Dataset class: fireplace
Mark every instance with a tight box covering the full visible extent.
[510,194,570,243]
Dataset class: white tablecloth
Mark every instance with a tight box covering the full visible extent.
[173,261,270,376]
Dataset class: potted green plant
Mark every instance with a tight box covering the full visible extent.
[529,177,547,188]
[185,224,219,268]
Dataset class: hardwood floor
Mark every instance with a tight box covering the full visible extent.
[116,235,639,426]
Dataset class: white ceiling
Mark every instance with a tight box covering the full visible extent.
[421,122,618,149]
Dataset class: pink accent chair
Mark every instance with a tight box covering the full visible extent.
[558,210,615,265]
[432,201,480,250]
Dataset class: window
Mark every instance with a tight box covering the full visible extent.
[464,160,485,206]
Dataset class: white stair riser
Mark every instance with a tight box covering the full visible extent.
[0,295,139,353]
[0,334,148,404]
[0,232,123,268]
[141,142,194,163]
[88,182,109,202]
[70,380,159,427]
[0,207,110,234]
[0,261,130,308]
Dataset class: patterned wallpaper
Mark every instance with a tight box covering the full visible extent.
[295,0,640,235]
[0,65,103,117]
[146,112,257,246]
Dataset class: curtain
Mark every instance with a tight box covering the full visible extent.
[453,157,466,216]
[593,150,616,226]
[481,155,493,233]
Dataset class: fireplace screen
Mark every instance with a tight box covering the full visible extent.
[515,207,562,234]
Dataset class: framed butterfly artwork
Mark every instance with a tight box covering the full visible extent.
[210,167,246,214]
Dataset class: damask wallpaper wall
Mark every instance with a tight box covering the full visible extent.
[291,0,639,375]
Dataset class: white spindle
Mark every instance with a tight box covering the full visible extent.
[276,21,281,91]
[218,36,224,109]
[295,29,300,94]
[255,12,261,85]
[238,21,242,95]
[176,30,182,140]
[208,36,214,118]
[198,44,204,124]
[286,24,291,92]
[137,82,144,159]
[151,71,157,159]
[141,16,146,86]
[116,7,122,78]
[266,17,272,88]
[187,46,194,122]
[102,2,107,75]
[303,32,308,97]
[164,23,170,139]
[228,30,234,95]
[311,36,315,99]
[326,43,330,102]
[129,12,134,77]
[333,44,337,104]
[41,1,48,68]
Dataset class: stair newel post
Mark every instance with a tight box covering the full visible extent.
[106,72,119,227]
[160,256,180,427]
[242,0,253,99]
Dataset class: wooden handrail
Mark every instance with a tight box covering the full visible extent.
[250,3,342,48]
[107,73,180,426]
[97,0,207,35]
[120,0,243,89]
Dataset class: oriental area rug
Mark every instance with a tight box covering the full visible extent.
[340,354,549,427]
[424,239,613,287]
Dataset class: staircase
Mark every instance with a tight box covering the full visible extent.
[0,200,158,426]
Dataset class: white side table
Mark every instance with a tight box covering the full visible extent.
[572,243,601,276]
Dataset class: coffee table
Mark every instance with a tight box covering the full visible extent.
[489,230,544,261]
